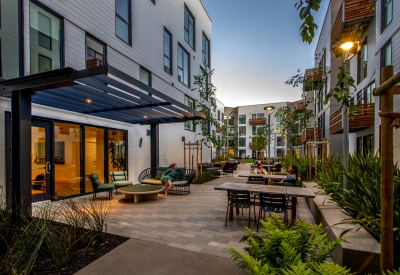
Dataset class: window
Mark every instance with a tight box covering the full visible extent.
[276,114,283,123]
[184,95,195,131]
[115,0,131,44]
[357,134,374,156]
[257,113,264,119]
[356,137,362,154]
[357,41,368,83]
[218,110,220,120]
[221,113,224,122]
[239,126,246,136]
[86,36,105,68]
[30,3,61,74]
[212,129,215,136]
[382,0,393,30]
[252,125,264,135]
[139,67,151,95]
[38,54,51,73]
[178,44,190,86]
[318,112,325,138]
[239,137,246,147]
[365,82,375,104]
[38,12,52,50]
[382,42,392,67]
[184,6,194,49]
[277,136,283,146]
[163,29,172,74]
[239,114,246,124]
[202,33,210,67]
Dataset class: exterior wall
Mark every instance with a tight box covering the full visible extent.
[0,0,212,198]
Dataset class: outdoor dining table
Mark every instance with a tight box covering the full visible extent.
[238,173,287,180]
[214,182,315,224]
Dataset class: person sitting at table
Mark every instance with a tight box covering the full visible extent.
[252,162,267,175]
[161,163,178,196]
[280,164,298,182]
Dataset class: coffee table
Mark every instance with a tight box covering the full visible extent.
[119,185,164,203]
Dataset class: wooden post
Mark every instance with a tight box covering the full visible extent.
[200,142,203,175]
[184,142,186,168]
[380,66,394,272]
[196,141,199,178]
[307,143,312,180]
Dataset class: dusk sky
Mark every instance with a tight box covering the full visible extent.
[201,0,330,107]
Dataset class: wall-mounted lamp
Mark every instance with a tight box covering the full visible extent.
[146,130,151,136]
[182,136,185,142]
[139,138,143,147]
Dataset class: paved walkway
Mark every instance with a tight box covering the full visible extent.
[66,163,315,274]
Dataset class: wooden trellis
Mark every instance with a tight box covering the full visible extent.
[183,141,202,178]
[306,140,327,180]
[372,65,400,272]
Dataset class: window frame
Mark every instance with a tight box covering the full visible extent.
[177,43,190,87]
[85,33,107,67]
[238,114,246,124]
[202,32,210,68]
[381,40,392,69]
[139,66,152,95]
[38,54,52,73]
[357,39,368,84]
[184,95,195,131]
[381,0,393,32]
[163,27,172,75]
[115,0,132,45]
[184,5,195,50]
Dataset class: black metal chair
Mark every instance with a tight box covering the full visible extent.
[246,175,265,185]
[257,192,287,231]
[225,190,255,228]
[221,162,235,176]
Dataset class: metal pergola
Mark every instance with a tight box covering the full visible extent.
[0,65,206,217]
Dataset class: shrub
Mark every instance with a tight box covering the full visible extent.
[193,171,218,184]
[228,213,349,274]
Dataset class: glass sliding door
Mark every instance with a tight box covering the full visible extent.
[31,121,52,202]
[54,122,81,197]
[85,126,105,192]
[107,130,126,182]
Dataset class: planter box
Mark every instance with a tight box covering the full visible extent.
[302,181,380,274]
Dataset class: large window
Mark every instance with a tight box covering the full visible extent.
[139,67,151,95]
[85,126,105,193]
[382,42,392,67]
[0,0,20,79]
[115,0,131,44]
[86,35,105,68]
[239,114,246,124]
[382,0,393,30]
[202,33,210,67]
[108,129,127,181]
[252,125,264,135]
[239,137,246,147]
[184,6,195,49]
[163,28,172,74]
[178,44,190,86]
[357,41,368,83]
[277,136,283,146]
[357,134,374,156]
[239,126,246,136]
[252,113,265,119]
[30,2,61,74]
[184,95,195,131]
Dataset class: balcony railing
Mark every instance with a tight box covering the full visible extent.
[303,67,323,92]
[331,0,375,46]
[300,128,322,143]
[249,118,266,125]
[86,58,103,69]
[330,103,374,134]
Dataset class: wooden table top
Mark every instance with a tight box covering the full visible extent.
[238,174,287,180]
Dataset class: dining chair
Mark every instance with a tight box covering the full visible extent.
[246,175,265,185]
[257,192,287,232]
[225,189,255,228]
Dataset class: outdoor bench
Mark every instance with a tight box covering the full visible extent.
[138,167,196,195]
[109,171,133,194]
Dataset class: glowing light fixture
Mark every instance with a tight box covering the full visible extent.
[264,106,275,111]
[86,99,91,103]
[144,115,148,119]
[340,41,354,51]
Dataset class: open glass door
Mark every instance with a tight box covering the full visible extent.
[31,121,52,202]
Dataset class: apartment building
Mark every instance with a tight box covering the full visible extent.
[224,102,297,160]
[310,0,399,160]
[0,0,212,203]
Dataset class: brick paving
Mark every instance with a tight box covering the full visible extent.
[100,163,315,259]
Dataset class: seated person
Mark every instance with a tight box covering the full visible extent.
[280,164,299,182]
[252,162,267,175]
[161,163,178,196]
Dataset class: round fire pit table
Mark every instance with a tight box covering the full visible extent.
[119,185,164,203]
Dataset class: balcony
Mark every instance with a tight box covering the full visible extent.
[331,0,375,46]
[86,58,103,69]
[330,103,374,134]
[249,118,266,125]
[249,142,253,148]
[303,67,323,92]
[300,128,322,143]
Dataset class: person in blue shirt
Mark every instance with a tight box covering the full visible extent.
[284,164,299,182]
[161,163,178,196]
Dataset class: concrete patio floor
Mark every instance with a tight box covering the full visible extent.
[46,163,316,274]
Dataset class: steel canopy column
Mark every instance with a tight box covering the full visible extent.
[11,89,32,222]
[150,124,159,168]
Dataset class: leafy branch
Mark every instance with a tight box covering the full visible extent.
[296,0,322,43]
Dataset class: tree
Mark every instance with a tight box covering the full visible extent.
[295,0,322,43]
